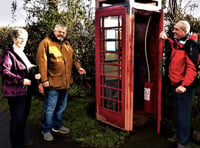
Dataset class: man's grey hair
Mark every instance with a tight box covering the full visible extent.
[177,20,191,33]
[54,24,67,30]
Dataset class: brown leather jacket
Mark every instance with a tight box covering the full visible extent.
[36,33,81,89]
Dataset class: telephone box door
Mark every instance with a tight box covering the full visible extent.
[95,6,133,131]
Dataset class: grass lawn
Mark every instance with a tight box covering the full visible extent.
[0,94,129,148]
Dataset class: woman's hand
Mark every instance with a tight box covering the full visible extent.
[23,78,31,86]
[35,73,41,80]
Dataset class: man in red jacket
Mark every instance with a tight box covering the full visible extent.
[160,20,199,148]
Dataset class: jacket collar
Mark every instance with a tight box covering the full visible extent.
[177,33,190,45]
[4,47,27,67]
[49,32,67,44]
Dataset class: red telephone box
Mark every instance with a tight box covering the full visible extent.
[95,0,163,134]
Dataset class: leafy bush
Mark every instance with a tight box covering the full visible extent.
[0,27,12,49]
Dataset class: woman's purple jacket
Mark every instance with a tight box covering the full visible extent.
[0,48,29,97]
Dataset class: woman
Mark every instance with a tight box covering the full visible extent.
[0,28,40,148]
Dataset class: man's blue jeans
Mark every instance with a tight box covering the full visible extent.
[42,88,68,133]
[173,86,194,146]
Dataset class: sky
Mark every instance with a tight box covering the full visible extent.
[179,0,200,18]
[0,0,199,27]
[0,0,26,26]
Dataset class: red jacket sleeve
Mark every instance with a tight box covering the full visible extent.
[181,55,197,87]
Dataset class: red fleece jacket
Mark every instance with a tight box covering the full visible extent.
[167,38,197,87]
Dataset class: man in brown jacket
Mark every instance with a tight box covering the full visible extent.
[36,24,86,141]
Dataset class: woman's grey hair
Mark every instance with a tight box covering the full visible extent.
[177,20,191,33]
[11,28,28,39]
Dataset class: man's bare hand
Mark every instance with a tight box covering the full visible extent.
[43,81,49,87]
[159,31,168,40]
[176,85,186,93]
[78,67,86,75]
